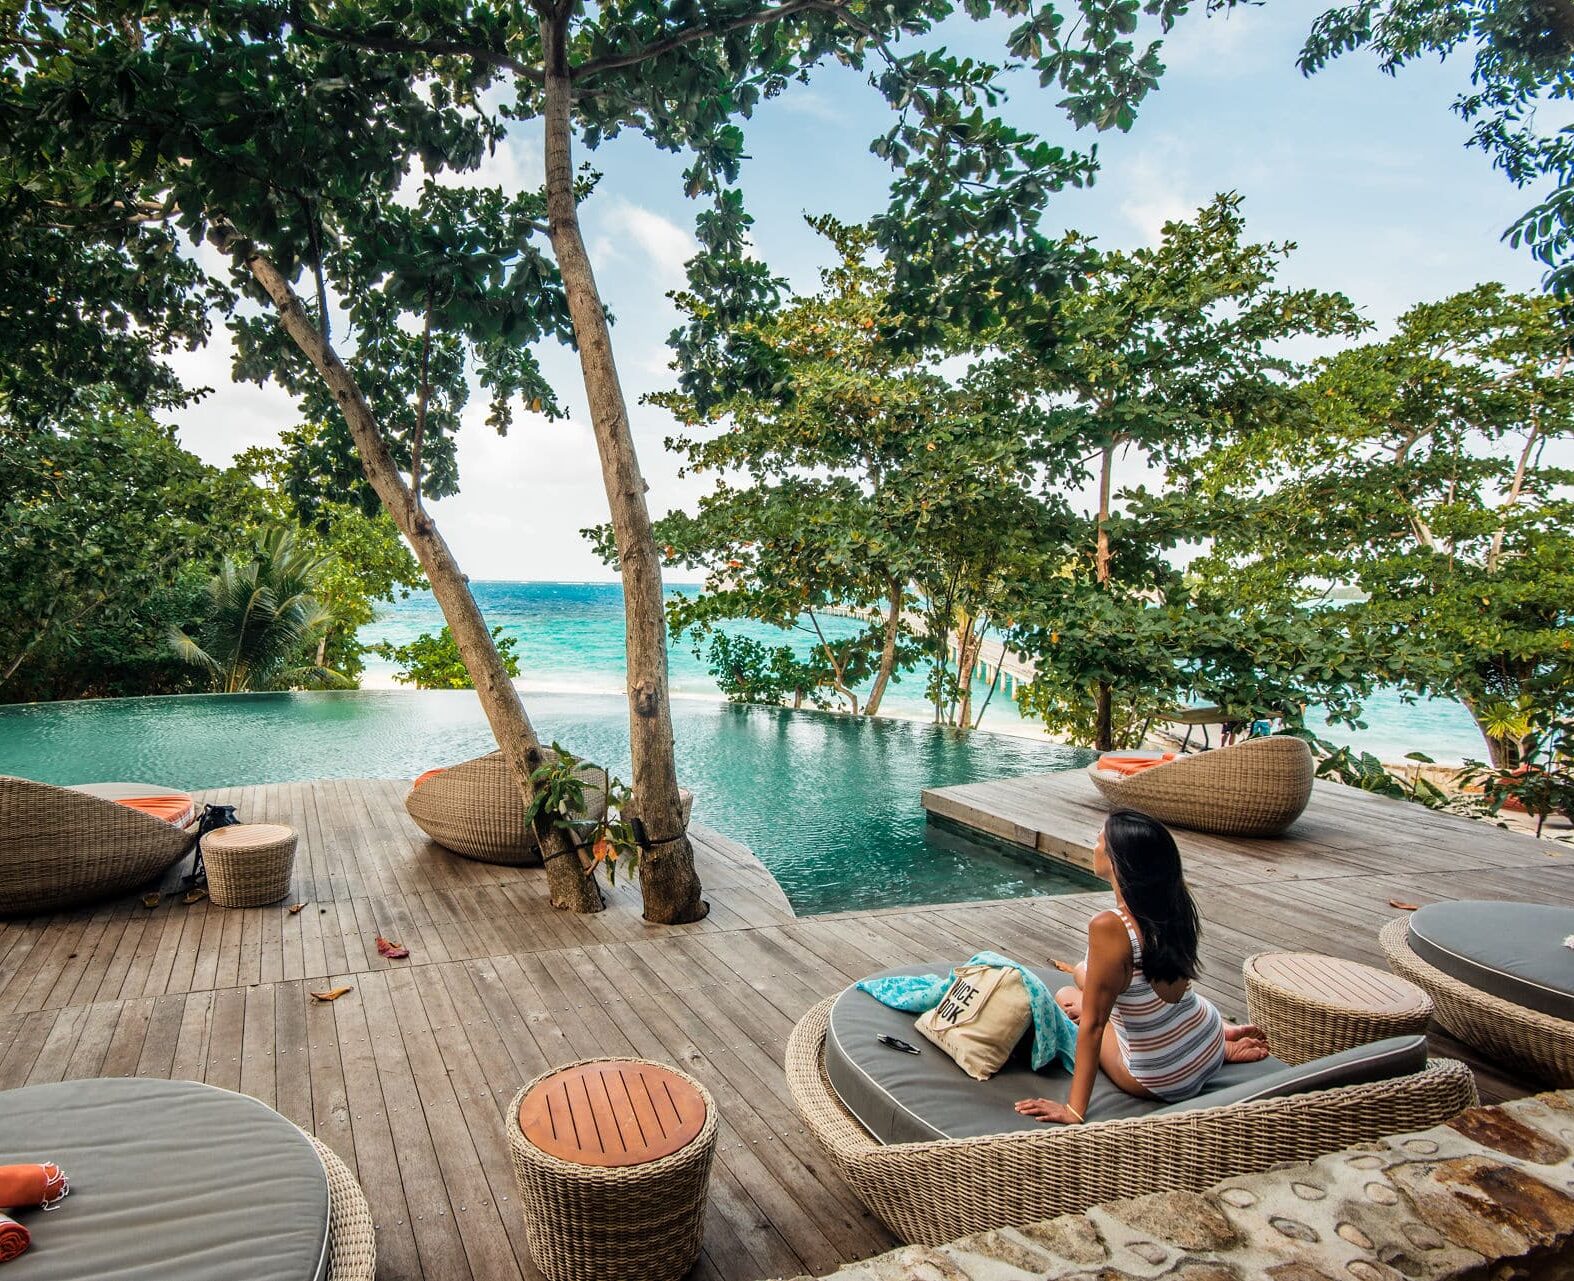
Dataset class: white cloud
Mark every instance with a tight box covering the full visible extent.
[1117,146,1202,245]
[592,198,698,289]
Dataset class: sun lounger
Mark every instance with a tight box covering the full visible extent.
[786,964,1476,1244]
[405,750,692,864]
[0,776,195,914]
[1381,901,1574,1086]
[1087,736,1314,836]
[0,1077,373,1279]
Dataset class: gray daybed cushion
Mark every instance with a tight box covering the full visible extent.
[827,964,1428,1144]
[1408,900,1574,1023]
[0,1077,331,1281]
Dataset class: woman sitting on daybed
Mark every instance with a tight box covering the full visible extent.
[1017,810,1269,1125]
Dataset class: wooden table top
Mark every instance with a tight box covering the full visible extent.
[1247,951,1430,1014]
[517,1061,708,1167]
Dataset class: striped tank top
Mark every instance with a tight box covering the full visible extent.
[1108,909,1225,1102]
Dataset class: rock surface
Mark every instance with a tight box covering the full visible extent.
[778,1091,1574,1281]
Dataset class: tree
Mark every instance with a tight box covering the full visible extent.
[991,195,1367,748]
[695,631,839,708]
[1188,283,1574,767]
[3,0,1203,917]
[1296,0,1574,293]
[169,528,347,692]
[233,424,427,681]
[378,625,522,689]
[2,6,604,911]
[647,218,1063,727]
[0,404,217,700]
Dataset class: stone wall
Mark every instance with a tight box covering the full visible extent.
[781,1091,1574,1281]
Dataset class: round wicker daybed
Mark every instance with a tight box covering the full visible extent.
[0,776,195,915]
[0,1076,374,1280]
[786,979,1476,1246]
[405,750,692,866]
[1381,903,1574,1086]
[1087,735,1315,837]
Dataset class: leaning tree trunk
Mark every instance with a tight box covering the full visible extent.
[863,582,903,718]
[211,220,603,914]
[541,24,705,924]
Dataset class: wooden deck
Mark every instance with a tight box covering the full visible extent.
[1,775,1569,1281]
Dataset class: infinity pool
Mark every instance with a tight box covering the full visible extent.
[0,690,1099,914]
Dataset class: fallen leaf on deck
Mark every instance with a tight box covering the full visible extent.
[1388,899,1420,911]
[141,893,161,909]
[310,986,354,1002]
[288,902,307,914]
[1052,959,1076,973]
[181,888,207,904]
[375,935,410,960]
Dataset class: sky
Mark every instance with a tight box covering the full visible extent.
[167,2,1547,582]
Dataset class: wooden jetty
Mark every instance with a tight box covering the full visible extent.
[1,775,1569,1280]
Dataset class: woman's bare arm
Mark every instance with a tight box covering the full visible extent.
[1017,912,1129,1125]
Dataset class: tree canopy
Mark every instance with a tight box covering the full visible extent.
[1188,282,1574,765]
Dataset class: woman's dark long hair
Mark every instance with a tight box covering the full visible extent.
[1103,810,1202,985]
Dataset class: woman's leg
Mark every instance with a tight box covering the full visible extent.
[1094,1027,1158,1100]
[1054,986,1083,1022]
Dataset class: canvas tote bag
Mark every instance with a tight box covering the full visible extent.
[913,962,1033,1081]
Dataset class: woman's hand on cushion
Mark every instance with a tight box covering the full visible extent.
[1014,1098,1080,1125]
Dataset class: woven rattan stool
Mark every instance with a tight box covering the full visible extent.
[201,823,297,907]
[507,1058,717,1281]
[1245,951,1433,1065]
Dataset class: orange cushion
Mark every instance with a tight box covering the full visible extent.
[411,768,446,791]
[114,795,196,828]
[1096,753,1176,777]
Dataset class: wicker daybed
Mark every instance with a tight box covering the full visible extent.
[0,1076,375,1280]
[1087,735,1315,837]
[1381,904,1574,1086]
[405,750,692,865]
[0,775,195,915]
[786,989,1476,1245]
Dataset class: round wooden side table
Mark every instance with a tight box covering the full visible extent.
[1245,951,1434,1065]
[201,823,297,907]
[507,1057,717,1281]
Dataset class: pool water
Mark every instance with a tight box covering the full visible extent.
[0,690,1100,915]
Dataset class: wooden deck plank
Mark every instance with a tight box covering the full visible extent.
[1,775,1566,1280]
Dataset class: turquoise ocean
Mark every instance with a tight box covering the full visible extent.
[358,581,1486,765]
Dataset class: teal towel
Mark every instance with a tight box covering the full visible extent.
[855,951,1077,1072]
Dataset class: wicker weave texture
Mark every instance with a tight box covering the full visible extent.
[786,996,1476,1246]
[1380,915,1574,1086]
[306,1135,377,1281]
[406,751,693,866]
[0,775,193,915]
[1087,736,1314,837]
[202,823,297,907]
[405,750,618,866]
[506,1058,717,1281]
[1243,952,1433,1065]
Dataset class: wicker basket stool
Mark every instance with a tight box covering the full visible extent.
[507,1058,717,1281]
[201,822,297,907]
[1244,951,1433,1065]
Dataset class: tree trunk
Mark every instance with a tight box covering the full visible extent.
[1095,680,1113,753]
[863,582,903,718]
[213,219,603,914]
[541,23,705,923]
[956,617,984,730]
[1094,442,1115,751]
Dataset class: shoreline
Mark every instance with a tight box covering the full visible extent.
[356,668,1069,744]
